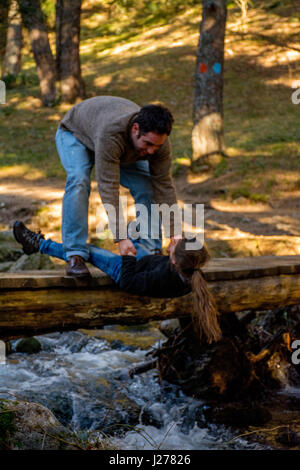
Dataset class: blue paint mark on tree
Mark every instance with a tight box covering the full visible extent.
[213,63,222,74]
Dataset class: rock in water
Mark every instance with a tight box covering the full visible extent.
[0,400,77,450]
[8,252,56,271]
[16,338,42,354]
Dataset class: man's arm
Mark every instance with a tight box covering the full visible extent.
[148,138,177,203]
[148,138,181,239]
[95,136,136,255]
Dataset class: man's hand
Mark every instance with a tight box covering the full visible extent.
[118,239,137,256]
[166,235,182,253]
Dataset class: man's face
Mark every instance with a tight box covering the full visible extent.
[131,123,167,157]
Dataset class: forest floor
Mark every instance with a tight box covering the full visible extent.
[0,0,299,257]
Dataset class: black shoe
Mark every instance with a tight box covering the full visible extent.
[13,221,45,255]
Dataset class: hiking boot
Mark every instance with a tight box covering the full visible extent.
[13,221,45,255]
[66,255,91,278]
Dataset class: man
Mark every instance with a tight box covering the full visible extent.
[56,95,179,277]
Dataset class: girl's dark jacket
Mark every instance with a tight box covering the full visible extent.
[119,255,192,298]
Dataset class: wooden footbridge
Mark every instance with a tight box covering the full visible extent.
[1,255,300,341]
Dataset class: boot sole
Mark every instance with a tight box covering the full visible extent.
[65,271,92,279]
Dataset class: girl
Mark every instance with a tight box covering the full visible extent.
[13,221,221,343]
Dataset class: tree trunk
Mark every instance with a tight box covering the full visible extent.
[17,0,56,106]
[192,0,227,167]
[55,0,62,82]
[56,0,85,103]
[2,271,300,341]
[0,0,10,70]
[2,254,300,340]
[2,0,22,79]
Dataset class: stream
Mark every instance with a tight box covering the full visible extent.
[0,325,281,450]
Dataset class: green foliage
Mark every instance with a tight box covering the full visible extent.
[171,157,190,176]
[104,0,202,27]
[231,186,251,199]
[19,71,40,86]
[227,0,253,8]
[0,105,14,116]
[248,192,269,203]
[1,73,17,89]
[231,186,269,203]
[1,71,39,91]
[41,0,56,29]
[214,157,228,177]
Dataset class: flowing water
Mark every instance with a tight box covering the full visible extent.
[0,327,270,450]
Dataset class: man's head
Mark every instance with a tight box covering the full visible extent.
[131,104,174,157]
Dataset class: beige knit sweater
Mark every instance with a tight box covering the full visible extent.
[60,96,178,241]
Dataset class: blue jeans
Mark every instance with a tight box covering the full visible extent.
[56,127,162,261]
[39,238,151,284]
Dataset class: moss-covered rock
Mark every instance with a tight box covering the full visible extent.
[16,337,42,354]
[0,400,78,450]
[0,399,116,450]
[0,242,23,263]
[0,261,15,272]
[8,252,56,271]
[0,402,17,450]
[0,230,57,270]
[0,231,16,242]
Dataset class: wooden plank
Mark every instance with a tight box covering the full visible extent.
[1,255,300,288]
[1,271,300,341]
[204,255,300,280]
[1,255,300,341]
[0,269,113,289]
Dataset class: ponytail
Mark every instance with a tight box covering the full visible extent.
[173,239,222,344]
[191,270,222,344]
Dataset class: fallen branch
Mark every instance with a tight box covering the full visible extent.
[128,360,157,378]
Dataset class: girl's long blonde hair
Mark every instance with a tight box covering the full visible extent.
[173,238,222,344]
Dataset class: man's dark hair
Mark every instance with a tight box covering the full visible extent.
[133,104,174,136]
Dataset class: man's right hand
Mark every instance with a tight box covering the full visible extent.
[118,239,137,256]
